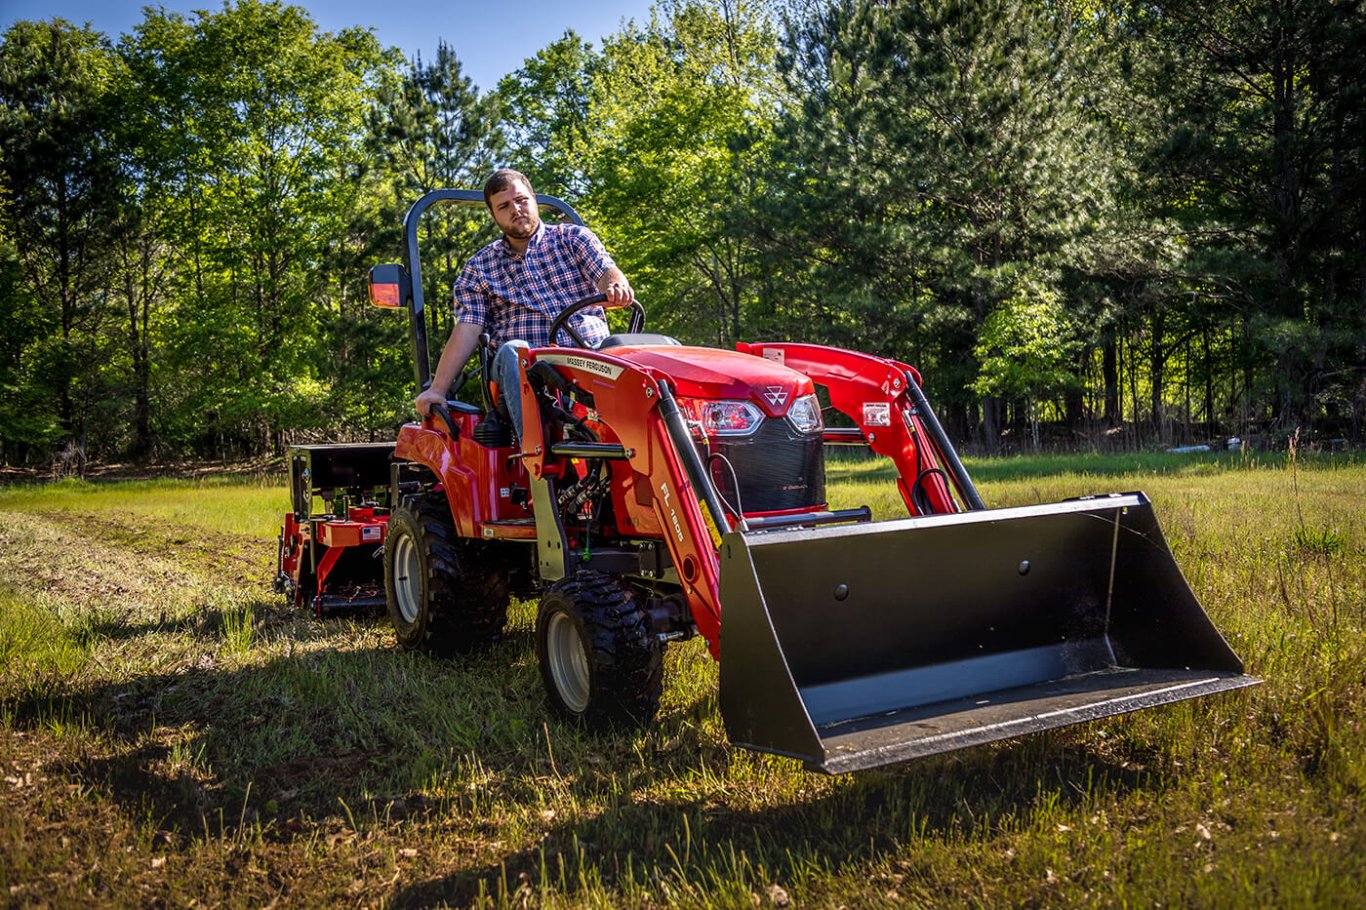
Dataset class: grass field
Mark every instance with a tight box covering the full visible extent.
[1,452,1362,908]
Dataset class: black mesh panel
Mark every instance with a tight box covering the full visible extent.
[702,418,826,514]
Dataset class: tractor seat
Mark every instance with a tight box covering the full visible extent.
[596,333,681,350]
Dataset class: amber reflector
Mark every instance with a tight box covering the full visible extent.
[369,282,401,308]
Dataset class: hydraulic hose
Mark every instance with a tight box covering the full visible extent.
[902,371,986,511]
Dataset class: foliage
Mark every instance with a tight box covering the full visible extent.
[754,0,1120,446]
[577,0,784,345]
[0,19,124,464]
[496,31,598,198]
[973,273,1082,402]
[367,40,503,197]
[1125,0,1366,437]
[115,1,393,456]
[0,0,1364,465]
[362,38,505,399]
[973,272,1084,449]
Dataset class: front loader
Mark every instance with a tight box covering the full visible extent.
[282,188,1257,773]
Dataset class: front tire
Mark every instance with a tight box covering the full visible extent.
[384,494,509,654]
[536,572,664,727]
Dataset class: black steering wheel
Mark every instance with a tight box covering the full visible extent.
[547,293,647,348]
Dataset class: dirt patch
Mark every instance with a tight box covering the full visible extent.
[39,511,268,590]
[0,509,271,617]
[0,457,285,486]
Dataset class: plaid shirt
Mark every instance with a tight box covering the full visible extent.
[453,222,615,347]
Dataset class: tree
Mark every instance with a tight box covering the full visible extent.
[578,0,783,345]
[368,40,504,198]
[0,238,60,462]
[761,0,1119,447]
[973,271,1082,449]
[366,39,504,370]
[126,1,388,455]
[0,19,124,466]
[497,31,598,198]
[1142,0,1366,438]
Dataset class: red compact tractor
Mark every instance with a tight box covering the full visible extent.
[275,189,1256,773]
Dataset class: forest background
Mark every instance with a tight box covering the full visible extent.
[2,0,1363,469]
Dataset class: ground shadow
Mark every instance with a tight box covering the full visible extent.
[387,729,1163,908]
[6,607,1175,900]
[6,625,549,840]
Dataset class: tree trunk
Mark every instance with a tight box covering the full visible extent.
[1269,7,1310,433]
[1150,306,1166,446]
[1064,385,1085,437]
[1203,327,1215,436]
[122,232,155,460]
[1102,336,1120,428]
[1128,336,1141,448]
[981,396,1001,452]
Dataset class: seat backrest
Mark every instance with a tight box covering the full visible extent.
[595,333,682,350]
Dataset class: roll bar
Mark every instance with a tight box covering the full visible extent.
[397,188,585,391]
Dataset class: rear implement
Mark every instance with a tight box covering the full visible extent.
[274,444,393,616]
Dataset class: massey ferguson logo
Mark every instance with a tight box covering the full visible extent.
[763,386,788,407]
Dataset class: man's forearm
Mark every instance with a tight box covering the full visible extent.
[429,322,483,395]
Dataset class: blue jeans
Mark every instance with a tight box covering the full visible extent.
[492,340,530,441]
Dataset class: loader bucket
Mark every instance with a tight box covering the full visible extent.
[718,493,1258,773]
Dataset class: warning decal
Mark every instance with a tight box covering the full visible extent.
[862,402,892,427]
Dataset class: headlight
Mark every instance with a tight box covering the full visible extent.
[678,398,765,437]
[786,393,824,434]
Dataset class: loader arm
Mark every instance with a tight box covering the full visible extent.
[515,346,729,655]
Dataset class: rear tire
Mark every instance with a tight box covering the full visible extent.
[384,493,509,654]
[536,572,664,727]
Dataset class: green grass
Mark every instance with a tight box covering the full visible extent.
[0,454,1362,907]
[0,474,285,538]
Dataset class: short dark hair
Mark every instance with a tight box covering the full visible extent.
[483,168,534,208]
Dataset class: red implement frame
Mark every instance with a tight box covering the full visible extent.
[277,508,390,617]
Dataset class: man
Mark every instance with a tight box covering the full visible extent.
[414,168,634,439]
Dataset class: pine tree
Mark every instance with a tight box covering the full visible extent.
[761,0,1119,447]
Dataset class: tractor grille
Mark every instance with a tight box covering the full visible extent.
[702,417,826,514]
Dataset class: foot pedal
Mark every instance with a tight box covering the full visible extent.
[473,415,514,447]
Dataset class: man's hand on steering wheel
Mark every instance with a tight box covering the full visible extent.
[602,276,634,306]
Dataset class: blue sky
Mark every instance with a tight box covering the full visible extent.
[2,0,658,90]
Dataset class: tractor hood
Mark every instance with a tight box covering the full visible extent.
[611,345,816,419]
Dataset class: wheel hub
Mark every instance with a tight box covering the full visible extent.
[392,533,421,624]
[545,611,590,713]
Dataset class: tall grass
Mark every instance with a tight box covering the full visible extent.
[0,474,284,538]
[0,455,1362,908]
